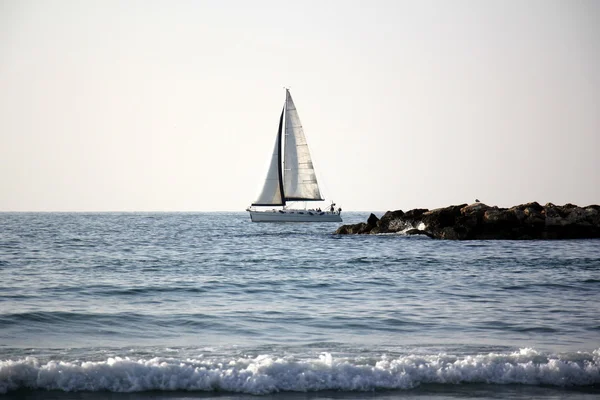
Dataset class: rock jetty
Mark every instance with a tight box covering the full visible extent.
[335,202,600,240]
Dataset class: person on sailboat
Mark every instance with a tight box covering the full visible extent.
[330,203,336,213]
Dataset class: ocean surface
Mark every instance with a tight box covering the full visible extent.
[1,212,599,399]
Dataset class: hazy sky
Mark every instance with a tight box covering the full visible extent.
[1,0,599,211]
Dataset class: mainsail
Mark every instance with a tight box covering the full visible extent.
[252,89,323,206]
[283,90,323,201]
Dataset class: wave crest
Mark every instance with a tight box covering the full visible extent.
[1,348,599,394]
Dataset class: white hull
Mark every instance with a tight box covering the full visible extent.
[248,209,342,222]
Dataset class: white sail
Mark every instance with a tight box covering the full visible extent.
[252,108,284,206]
[283,89,323,201]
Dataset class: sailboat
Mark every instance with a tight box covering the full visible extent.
[246,89,342,222]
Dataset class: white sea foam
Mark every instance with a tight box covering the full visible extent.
[1,349,599,394]
[392,221,427,235]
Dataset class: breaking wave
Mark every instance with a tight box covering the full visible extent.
[1,348,599,394]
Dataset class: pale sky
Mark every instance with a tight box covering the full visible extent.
[1,0,599,211]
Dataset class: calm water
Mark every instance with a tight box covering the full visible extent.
[1,212,599,399]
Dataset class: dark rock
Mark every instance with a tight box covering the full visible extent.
[335,225,350,234]
[405,229,435,238]
[335,222,369,235]
[367,213,379,227]
[404,208,429,220]
[521,201,544,212]
[483,208,518,226]
[335,202,600,240]
[424,205,466,227]
[377,210,411,233]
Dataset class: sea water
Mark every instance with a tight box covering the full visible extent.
[0,212,599,399]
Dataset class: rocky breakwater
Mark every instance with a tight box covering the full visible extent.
[335,202,600,240]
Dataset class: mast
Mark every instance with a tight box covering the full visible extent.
[277,103,286,206]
